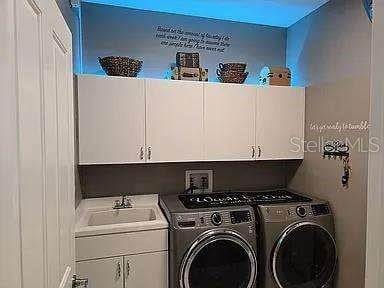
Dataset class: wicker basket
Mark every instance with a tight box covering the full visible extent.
[218,72,249,84]
[219,63,247,73]
[98,56,143,77]
[217,68,248,84]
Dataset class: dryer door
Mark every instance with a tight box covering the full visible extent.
[272,222,337,288]
[180,230,257,288]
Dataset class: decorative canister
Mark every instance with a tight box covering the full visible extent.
[259,66,291,86]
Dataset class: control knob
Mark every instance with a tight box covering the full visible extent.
[296,206,307,218]
[211,212,223,226]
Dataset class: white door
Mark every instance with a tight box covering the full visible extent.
[146,79,204,162]
[78,76,146,164]
[256,86,305,160]
[204,83,256,161]
[76,257,124,288]
[0,1,75,288]
[124,251,168,288]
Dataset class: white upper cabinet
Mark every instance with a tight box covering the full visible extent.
[78,75,145,164]
[145,79,204,162]
[204,83,256,161]
[256,86,305,160]
[77,77,305,164]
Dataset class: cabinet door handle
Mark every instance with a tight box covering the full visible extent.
[139,147,144,160]
[148,147,152,160]
[258,146,261,158]
[115,261,121,282]
[125,260,130,280]
[252,146,255,158]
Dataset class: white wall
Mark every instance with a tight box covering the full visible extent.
[365,1,384,287]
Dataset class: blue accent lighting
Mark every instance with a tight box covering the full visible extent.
[81,0,329,27]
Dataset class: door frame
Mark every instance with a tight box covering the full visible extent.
[0,0,23,287]
[0,1,75,287]
[365,1,384,288]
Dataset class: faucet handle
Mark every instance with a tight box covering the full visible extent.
[124,196,132,207]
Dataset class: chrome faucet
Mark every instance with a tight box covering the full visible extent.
[113,195,132,209]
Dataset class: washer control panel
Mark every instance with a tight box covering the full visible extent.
[261,203,331,222]
[174,208,254,229]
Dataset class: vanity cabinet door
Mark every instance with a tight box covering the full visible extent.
[76,257,124,288]
[124,251,168,288]
[78,75,146,164]
[256,86,305,160]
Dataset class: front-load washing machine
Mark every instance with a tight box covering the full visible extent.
[160,194,258,288]
[257,197,337,288]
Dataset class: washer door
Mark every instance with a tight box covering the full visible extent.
[180,230,257,288]
[272,222,337,288]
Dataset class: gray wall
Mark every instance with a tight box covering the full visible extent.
[79,161,301,198]
[81,3,287,83]
[286,1,371,287]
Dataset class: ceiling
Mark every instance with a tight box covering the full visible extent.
[82,0,330,27]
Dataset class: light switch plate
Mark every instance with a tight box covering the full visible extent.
[185,170,213,193]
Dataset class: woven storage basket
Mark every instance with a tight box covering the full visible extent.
[99,56,142,77]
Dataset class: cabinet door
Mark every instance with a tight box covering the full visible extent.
[204,83,256,161]
[76,257,124,288]
[256,87,305,160]
[146,79,204,162]
[78,75,145,164]
[124,251,168,288]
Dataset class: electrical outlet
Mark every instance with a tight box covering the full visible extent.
[185,170,213,194]
[70,0,80,8]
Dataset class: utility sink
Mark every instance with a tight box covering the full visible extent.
[75,195,168,237]
[88,208,156,226]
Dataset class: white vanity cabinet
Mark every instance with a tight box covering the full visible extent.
[76,252,168,288]
[256,86,305,160]
[145,79,204,162]
[78,75,146,164]
[75,196,169,288]
[204,83,256,161]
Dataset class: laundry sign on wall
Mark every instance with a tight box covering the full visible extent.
[81,3,286,82]
[155,26,231,53]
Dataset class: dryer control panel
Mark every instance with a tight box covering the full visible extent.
[260,202,331,222]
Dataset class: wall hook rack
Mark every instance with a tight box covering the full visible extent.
[322,141,350,160]
[322,141,351,188]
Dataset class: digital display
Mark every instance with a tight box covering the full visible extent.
[178,221,196,228]
[230,210,251,224]
[311,204,330,216]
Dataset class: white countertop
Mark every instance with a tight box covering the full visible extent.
[75,194,169,237]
